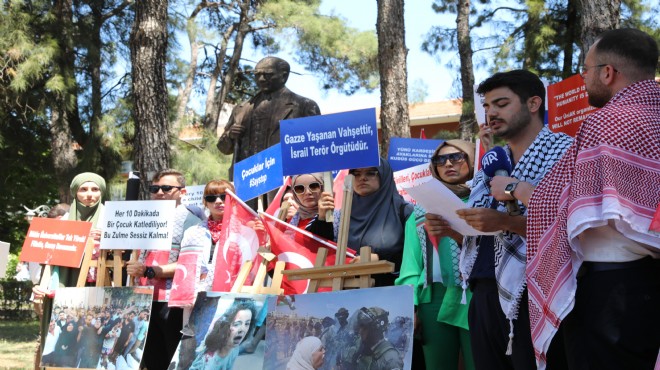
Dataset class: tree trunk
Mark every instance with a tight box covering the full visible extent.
[174,2,208,133]
[562,0,578,78]
[456,0,477,141]
[376,0,410,154]
[203,0,252,133]
[49,0,82,202]
[130,0,170,197]
[577,0,620,62]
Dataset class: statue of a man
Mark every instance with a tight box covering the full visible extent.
[217,56,321,181]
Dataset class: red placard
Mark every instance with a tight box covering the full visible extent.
[20,217,92,267]
[547,74,598,137]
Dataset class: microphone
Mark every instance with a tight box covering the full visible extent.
[481,147,521,216]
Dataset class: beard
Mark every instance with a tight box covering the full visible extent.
[493,105,532,140]
[587,79,612,108]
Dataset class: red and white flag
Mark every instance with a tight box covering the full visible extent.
[265,176,293,217]
[211,190,264,292]
[169,244,205,307]
[260,212,354,295]
[331,169,349,210]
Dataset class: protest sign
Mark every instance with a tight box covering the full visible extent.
[181,184,205,210]
[265,286,415,370]
[388,137,443,171]
[0,241,9,278]
[234,143,284,201]
[100,200,175,250]
[547,74,597,137]
[393,163,434,205]
[280,108,379,175]
[19,218,92,267]
[41,286,154,370]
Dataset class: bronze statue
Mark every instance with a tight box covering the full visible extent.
[217,56,321,181]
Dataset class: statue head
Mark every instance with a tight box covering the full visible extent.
[254,57,290,93]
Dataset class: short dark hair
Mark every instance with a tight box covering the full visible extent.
[476,70,546,120]
[152,169,186,187]
[593,28,658,81]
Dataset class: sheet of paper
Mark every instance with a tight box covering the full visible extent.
[402,180,499,236]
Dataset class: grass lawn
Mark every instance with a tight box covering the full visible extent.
[0,320,39,370]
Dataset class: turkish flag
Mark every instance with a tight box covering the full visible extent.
[260,212,354,295]
[139,251,169,301]
[331,169,349,210]
[168,246,201,307]
[211,191,263,292]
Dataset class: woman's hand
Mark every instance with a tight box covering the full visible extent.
[317,192,336,217]
[349,253,379,264]
[479,123,493,151]
[89,228,102,242]
[424,213,463,244]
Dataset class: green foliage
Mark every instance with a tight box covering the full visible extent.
[4,254,19,279]
[258,0,379,94]
[432,130,461,140]
[172,131,233,186]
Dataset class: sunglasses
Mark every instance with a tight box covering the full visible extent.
[148,185,184,194]
[349,170,379,179]
[204,194,226,202]
[431,152,467,166]
[293,182,322,194]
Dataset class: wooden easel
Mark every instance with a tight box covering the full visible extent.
[281,174,395,293]
[230,247,285,295]
[77,240,127,287]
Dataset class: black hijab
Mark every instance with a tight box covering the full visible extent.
[349,158,413,273]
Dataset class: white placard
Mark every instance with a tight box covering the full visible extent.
[402,180,498,236]
[0,241,9,279]
[181,184,205,210]
[394,163,434,205]
[100,200,176,250]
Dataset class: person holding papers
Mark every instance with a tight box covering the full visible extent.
[425,70,573,370]
[396,140,476,370]
[126,169,205,370]
[311,158,413,287]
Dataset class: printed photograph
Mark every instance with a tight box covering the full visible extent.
[168,292,270,370]
[40,286,154,370]
[264,285,414,370]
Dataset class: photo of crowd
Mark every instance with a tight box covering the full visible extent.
[264,285,414,370]
[168,292,269,370]
[40,287,154,370]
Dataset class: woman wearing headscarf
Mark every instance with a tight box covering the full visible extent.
[287,336,326,370]
[395,140,476,370]
[311,158,413,287]
[288,173,324,231]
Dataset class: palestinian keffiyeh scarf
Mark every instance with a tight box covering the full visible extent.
[526,80,660,370]
[460,126,573,353]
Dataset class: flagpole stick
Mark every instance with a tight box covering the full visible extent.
[335,174,354,265]
[322,172,334,223]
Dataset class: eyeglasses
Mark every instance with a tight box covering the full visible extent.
[349,170,379,179]
[148,185,184,194]
[431,152,467,166]
[204,194,226,202]
[293,182,322,194]
[580,64,607,79]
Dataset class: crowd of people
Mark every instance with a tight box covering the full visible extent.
[28,28,659,370]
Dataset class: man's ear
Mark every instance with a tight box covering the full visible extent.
[528,96,543,113]
[180,188,187,196]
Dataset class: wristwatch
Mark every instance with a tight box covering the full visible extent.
[504,182,519,199]
[143,267,156,279]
